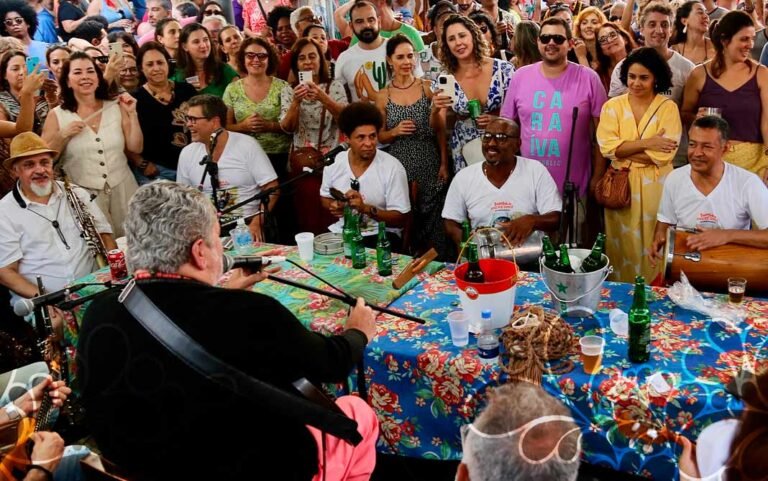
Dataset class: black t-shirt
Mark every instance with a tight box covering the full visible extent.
[132,82,197,170]
[77,279,367,480]
[58,2,84,42]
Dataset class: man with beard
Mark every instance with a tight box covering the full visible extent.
[455,0,482,17]
[136,0,171,37]
[0,132,115,308]
[500,17,605,244]
[442,118,561,268]
[349,0,425,51]
[335,0,423,102]
[0,0,50,67]
[321,102,411,248]
[176,94,279,242]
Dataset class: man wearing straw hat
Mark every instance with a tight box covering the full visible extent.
[0,132,115,309]
[442,118,562,268]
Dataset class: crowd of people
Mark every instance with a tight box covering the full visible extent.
[0,0,767,478]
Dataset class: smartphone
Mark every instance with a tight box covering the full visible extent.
[437,74,456,103]
[298,70,313,85]
[108,42,123,56]
[25,56,40,75]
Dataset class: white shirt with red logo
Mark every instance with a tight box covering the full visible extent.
[657,163,768,230]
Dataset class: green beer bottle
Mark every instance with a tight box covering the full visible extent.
[376,222,392,276]
[580,233,608,273]
[342,205,354,259]
[464,242,485,283]
[556,244,575,273]
[541,235,560,270]
[459,220,471,262]
[352,216,366,269]
[628,276,651,363]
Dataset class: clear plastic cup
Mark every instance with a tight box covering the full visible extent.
[579,335,605,374]
[447,311,470,347]
[295,232,315,261]
[609,308,628,336]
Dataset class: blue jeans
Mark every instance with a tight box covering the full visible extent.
[132,164,176,185]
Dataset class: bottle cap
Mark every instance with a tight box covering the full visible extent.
[481,309,491,318]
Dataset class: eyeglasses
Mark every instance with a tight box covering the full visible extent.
[4,17,24,27]
[93,56,109,64]
[539,34,567,45]
[482,132,515,141]
[120,67,138,75]
[245,52,270,61]
[299,15,322,23]
[609,15,621,21]
[184,114,210,124]
[203,9,222,16]
[598,31,619,44]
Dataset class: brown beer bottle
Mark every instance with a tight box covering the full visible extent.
[465,243,485,283]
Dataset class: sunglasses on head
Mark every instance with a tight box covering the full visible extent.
[539,34,567,45]
[203,9,222,16]
[4,17,24,26]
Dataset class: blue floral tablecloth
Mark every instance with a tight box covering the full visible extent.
[363,267,768,480]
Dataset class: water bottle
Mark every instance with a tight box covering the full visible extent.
[231,217,253,253]
[477,309,499,365]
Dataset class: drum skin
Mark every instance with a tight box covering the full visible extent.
[664,229,768,294]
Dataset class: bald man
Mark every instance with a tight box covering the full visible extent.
[442,118,562,256]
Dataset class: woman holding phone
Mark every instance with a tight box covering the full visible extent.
[0,51,50,134]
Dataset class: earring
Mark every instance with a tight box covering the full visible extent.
[682,24,687,34]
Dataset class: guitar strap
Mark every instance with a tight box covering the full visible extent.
[119,281,363,445]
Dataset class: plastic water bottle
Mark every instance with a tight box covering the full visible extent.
[231,217,253,253]
[477,309,499,365]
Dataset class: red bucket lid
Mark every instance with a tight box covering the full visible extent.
[455,259,519,294]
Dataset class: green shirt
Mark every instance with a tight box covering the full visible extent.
[171,63,239,98]
[350,23,425,51]
[222,77,291,154]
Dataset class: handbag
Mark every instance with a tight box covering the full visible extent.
[594,99,671,209]
[118,281,363,445]
[289,83,330,176]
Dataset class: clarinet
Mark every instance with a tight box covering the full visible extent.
[62,176,108,268]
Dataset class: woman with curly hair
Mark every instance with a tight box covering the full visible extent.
[469,11,513,62]
[431,14,514,172]
[595,22,635,92]
[0,0,49,65]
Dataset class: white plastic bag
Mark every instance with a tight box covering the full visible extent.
[667,272,744,332]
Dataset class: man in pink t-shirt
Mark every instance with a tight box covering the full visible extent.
[500,16,606,200]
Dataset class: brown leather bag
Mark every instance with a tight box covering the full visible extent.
[594,98,671,209]
[594,164,631,209]
[288,83,329,177]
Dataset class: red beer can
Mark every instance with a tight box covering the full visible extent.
[107,249,128,281]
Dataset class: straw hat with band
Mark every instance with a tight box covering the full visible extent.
[3,132,59,170]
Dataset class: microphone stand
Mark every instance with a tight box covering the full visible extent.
[199,129,224,217]
[559,107,580,248]
[56,284,121,311]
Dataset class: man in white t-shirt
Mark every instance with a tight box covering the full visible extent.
[650,116,768,263]
[335,1,423,102]
[609,3,695,104]
[177,95,278,241]
[442,118,562,255]
[320,102,410,247]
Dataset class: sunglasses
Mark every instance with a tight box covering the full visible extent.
[94,56,109,64]
[203,9,222,16]
[245,52,270,61]
[609,15,621,21]
[4,17,24,27]
[598,31,619,44]
[482,132,515,141]
[299,15,322,23]
[539,34,567,45]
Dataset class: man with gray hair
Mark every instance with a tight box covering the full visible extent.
[457,382,581,481]
[77,180,379,480]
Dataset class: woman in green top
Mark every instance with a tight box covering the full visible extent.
[172,23,238,98]
[223,37,291,178]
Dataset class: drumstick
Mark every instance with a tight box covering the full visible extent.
[80,103,114,124]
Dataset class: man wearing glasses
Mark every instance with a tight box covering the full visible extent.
[176,95,279,242]
[442,118,561,266]
[500,17,605,244]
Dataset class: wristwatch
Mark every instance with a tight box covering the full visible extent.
[4,403,23,422]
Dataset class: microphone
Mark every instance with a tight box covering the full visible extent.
[13,283,89,317]
[200,128,225,165]
[321,142,349,166]
[222,254,286,272]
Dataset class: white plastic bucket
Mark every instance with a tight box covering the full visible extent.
[455,259,518,330]
[540,249,612,317]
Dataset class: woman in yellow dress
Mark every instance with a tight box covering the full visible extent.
[597,47,682,283]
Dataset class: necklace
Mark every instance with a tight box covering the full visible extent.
[26,194,70,250]
[391,77,417,89]
[146,81,175,104]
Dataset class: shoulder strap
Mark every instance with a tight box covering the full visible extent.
[639,98,670,139]
[119,281,363,445]
[255,0,268,22]
[316,82,331,149]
